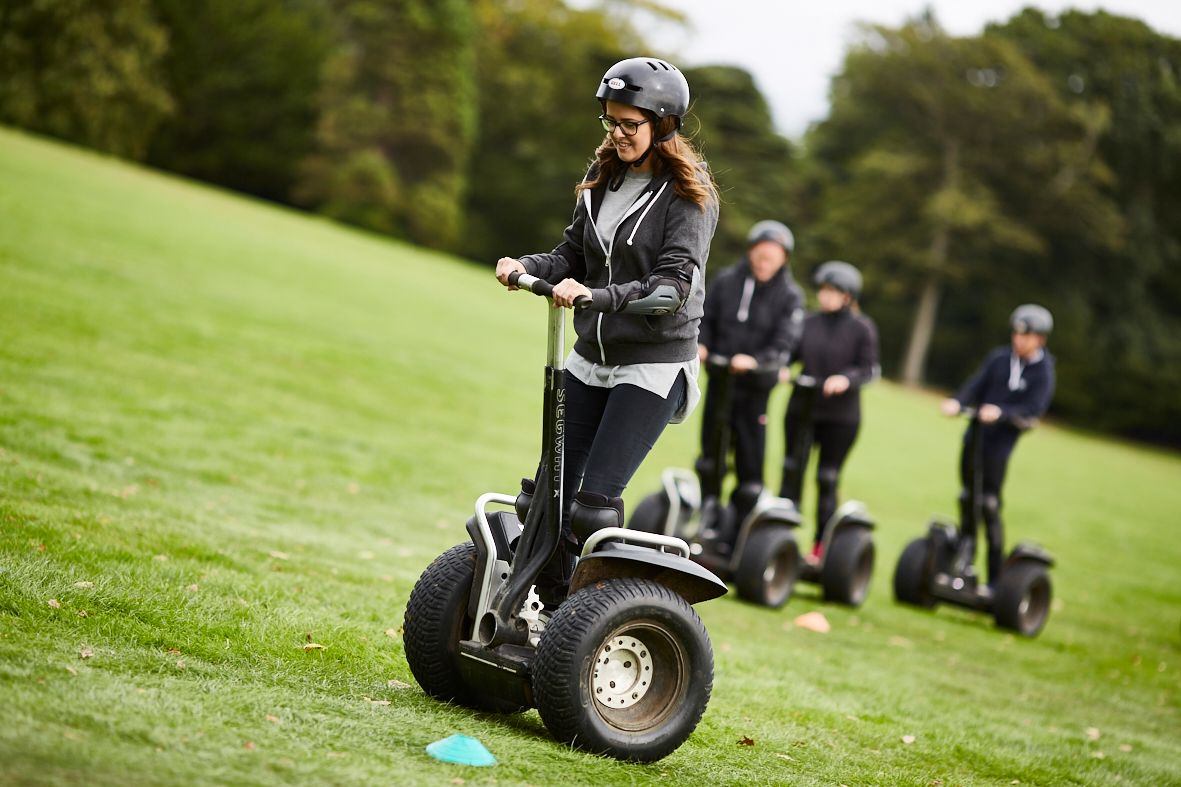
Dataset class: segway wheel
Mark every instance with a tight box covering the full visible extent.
[734,525,799,608]
[893,537,937,608]
[821,526,875,607]
[403,542,526,712]
[993,561,1052,637]
[532,578,713,762]
[628,492,670,535]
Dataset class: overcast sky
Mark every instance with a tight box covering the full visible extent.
[629,1,1181,138]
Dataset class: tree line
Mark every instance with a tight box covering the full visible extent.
[2,1,1178,444]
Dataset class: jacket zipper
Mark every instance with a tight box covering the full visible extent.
[583,185,659,364]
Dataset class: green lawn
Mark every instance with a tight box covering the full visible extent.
[1,126,1178,786]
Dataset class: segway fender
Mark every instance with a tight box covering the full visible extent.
[831,500,874,530]
[1006,542,1054,568]
[570,543,728,604]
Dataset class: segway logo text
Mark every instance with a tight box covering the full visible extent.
[553,388,564,498]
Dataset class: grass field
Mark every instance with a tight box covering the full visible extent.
[1,125,1179,786]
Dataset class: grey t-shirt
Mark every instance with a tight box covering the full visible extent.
[595,169,651,250]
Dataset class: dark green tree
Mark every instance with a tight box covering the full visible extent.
[989,9,1181,441]
[682,65,798,272]
[805,13,1121,387]
[0,0,172,159]
[296,0,477,250]
[147,0,332,203]
[460,0,636,263]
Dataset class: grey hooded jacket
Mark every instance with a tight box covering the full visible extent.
[518,167,720,366]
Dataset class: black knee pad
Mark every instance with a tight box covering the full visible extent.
[816,466,840,495]
[570,490,625,543]
[981,493,1001,521]
[514,477,535,523]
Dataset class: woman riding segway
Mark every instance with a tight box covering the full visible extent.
[779,261,880,560]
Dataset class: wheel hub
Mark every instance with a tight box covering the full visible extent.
[592,635,653,709]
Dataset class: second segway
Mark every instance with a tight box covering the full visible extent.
[629,355,802,608]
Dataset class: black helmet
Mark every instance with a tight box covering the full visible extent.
[1010,304,1053,336]
[813,261,862,300]
[596,57,689,137]
[746,220,794,254]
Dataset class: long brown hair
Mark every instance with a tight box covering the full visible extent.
[575,113,717,209]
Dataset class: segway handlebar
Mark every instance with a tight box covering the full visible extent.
[507,272,683,316]
[792,374,819,389]
[508,271,592,309]
[959,406,1037,431]
[704,354,782,382]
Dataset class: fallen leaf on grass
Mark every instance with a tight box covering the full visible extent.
[77,610,88,618]
[737,736,755,746]
[65,666,77,675]
[451,779,465,786]
[1086,727,1101,741]
[347,482,360,495]
[326,751,347,758]
[380,575,394,583]
[166,648,182,655]
[74,581,94,589]
[303,643,326,651]
[33,542,47,552]
[269,551,289,561]
[186,584,199,593]
[243,741,256,750]
[48,599,61,609]
[362,696,390,706]
[175,660,186,670]
[902,735,916,744]
[387,679,412,690]
[888,636,913,648]
[775,753,794,761]
[153,554,169,562]
[1119,744,1132,752]
[793,611,831,633]
[384,628,398,638]
[1091,751,1106,759]
[79,648,93,660]
[266,715,281,724]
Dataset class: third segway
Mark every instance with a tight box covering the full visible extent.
[892,408,1054,637]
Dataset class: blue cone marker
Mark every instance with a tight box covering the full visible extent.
[425,734,497,767]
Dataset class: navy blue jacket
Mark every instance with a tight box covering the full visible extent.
[955,346,1056,439]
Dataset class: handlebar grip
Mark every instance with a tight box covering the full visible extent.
[507,271,591,309]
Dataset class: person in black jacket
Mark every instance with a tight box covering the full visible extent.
[696,220,804,505]
[941,304,1056,587]
[779,261,879,558]
[495,57,719,603]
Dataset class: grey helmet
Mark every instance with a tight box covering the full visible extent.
[1010,304,1053,336]
[746,220,794,254]
[596,57,689,140]
[813,260,863,300]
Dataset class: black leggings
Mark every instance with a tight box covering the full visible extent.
[698,377,773,494]
[781,411,860,540]
[562,370,687,500]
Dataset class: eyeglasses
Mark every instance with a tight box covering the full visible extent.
[599,114,650,136]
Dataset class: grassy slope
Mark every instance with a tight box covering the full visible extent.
[0,126,1178,786]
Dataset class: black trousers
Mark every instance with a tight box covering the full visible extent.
[698,376,773,494]
[959,428,1018,583]
[782,410,860,540]
[562,370,687,500]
